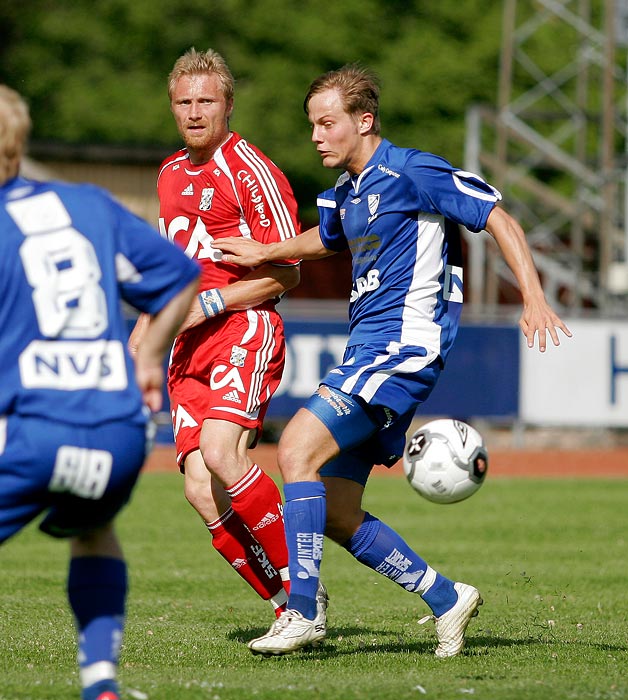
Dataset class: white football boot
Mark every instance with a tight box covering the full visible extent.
[315,581,329,619]
[248,581,329,656]
[419,581,483,658]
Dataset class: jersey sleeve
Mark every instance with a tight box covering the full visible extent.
[316,187,349,253]
[107,192,199,315]
[405,152,501,232]
[235,142,301,265]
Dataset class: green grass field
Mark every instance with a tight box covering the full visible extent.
[1,472,626,700]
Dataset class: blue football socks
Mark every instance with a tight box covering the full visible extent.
[283,481,326,619]
[345,512,457,617]
[68,556,126,697]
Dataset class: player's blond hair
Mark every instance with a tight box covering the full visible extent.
[0,85,31,185]
[168,48,235,104]
[304,64,381,135]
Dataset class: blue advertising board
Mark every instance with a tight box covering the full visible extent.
[132,317,520,443]
[270,320,519,421]
[421,324,519,418]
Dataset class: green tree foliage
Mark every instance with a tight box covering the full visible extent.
[0,0,502,217]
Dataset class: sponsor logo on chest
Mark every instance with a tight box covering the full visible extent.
[350,268,381,302]
[237,169,271,228]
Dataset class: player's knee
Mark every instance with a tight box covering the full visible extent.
[325,508,363,545]
[70,522,121,558]
[183,473,210,510]
[183,480,200,508]
[324,521,348,544]
[276,416,329,481]
[276,438,295,475]
[197,439,250,488]
[198,438,230,474]
[276,438,316,482]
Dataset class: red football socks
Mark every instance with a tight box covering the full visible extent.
[207,507,286,602]
[226,464,289,573]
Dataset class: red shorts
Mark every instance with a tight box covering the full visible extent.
[168,307,285,467]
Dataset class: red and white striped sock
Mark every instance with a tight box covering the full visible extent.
[207,507,286,609]
[225,464,290,589]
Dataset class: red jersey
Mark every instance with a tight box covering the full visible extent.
[158,133,299,463]
[157,131,300,292]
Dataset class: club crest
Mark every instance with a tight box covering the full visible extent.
[367,194,380,217]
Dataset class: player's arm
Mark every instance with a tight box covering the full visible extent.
[177,262,301,333]
[128,312,150,357]
[134,278,197,412]
[484,206,572,352]
[177,226,334,333]
[212,225,335,266]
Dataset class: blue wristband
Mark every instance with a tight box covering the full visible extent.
[198,288,226,319]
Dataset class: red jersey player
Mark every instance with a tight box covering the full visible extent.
[131,48,306,619]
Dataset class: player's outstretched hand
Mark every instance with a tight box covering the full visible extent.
[519,296,572,352]
[211,237,269,266]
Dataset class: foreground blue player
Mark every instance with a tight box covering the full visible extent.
[0,85,199,699]
[213,65,572,657]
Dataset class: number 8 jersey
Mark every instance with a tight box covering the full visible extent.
[0,176,199,425]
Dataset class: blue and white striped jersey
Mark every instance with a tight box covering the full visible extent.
[0,176,199,425]
[317,139,500,360]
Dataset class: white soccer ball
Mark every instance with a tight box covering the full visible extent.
[403,419,488,504]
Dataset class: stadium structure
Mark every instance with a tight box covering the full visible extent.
[463,0,628,316]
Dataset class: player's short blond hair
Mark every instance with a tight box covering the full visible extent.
[304,64,381,135]
[0,85,31,185]
[168,48,235,104]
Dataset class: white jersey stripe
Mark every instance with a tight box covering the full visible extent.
[340,347,438,402]
[212,404,261,421]
[0,416,6,456]
[317,197,336,209]
[234,140,293,238]
[213,147,254,239]
[452,170,502,203]
[157,152,190,182]
[236,142,295,241]
[234,140,297,241]
[246,309,264,411]
[213,147,247,216]
[340,353,390,395]
[247,310,276,414]
[400,215,445,350]
[241,308,259,345]
[357,350,438,402]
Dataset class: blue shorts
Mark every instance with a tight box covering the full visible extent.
[309,343,442,486]
[0,415,148,542]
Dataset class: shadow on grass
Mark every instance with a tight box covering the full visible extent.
[226,627,628,658]
[226,625,493,657]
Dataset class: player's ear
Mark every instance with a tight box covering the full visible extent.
[358,112,374,134]
[226,98,234,119]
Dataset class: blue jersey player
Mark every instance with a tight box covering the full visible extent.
[0,85,199,700]
[214,65,572,657]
